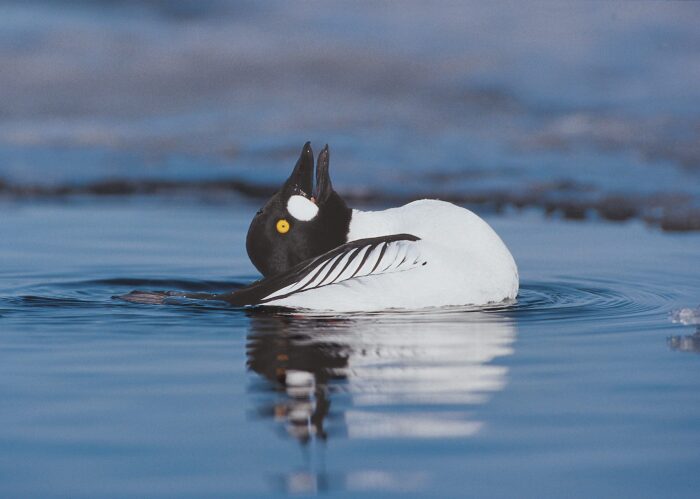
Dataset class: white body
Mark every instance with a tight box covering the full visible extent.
[267,200,519,311]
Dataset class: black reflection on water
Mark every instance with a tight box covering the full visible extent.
[246,310,351,444]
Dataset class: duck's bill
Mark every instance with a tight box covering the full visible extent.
[282,142,334,204]
[314,144,333,204]
[283,141,314,198]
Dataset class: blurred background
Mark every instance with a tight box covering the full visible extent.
[1,0,699,230]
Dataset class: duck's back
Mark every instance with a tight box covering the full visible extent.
[267,200,519,311]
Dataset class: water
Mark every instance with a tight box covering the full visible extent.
[1,200,698,498]
[2,1,700,497]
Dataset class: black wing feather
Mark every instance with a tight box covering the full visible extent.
[209,233,422,307]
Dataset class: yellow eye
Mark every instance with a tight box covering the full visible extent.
[276,219,290,234]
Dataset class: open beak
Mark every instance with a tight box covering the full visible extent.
[283,142,334,205]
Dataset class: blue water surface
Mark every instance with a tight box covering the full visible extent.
[1,199,699,498]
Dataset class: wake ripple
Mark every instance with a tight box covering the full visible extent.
[0,276,678,326]
[508,279,677,323]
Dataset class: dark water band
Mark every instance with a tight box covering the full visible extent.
[1,177,698,232]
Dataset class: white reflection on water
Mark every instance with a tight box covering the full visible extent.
[246,308,515,443]
[283,469,430,495]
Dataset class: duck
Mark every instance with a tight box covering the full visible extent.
[208,142,519,312]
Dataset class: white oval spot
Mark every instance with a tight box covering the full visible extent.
[287,195,319,221]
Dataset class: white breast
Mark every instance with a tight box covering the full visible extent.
[267,199,519,311]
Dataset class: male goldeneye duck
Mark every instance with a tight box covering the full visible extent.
[219,142,518,312]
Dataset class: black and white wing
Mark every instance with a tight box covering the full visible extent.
[219,234,425,306]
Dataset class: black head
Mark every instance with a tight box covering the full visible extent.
[246,142,351,277]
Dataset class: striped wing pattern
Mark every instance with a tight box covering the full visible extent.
[220,234,424,307]
[262,238,424,302]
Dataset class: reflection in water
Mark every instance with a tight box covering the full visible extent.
[246,308,516,445]
[668,328,700,354]
[668,306,700,354]
[246,308,515,493]
[247,314,349,443]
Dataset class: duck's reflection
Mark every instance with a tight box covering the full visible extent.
[247,313,350,443]
[246,307,516,446]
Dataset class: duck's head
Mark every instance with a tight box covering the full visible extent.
[246,142,351,277]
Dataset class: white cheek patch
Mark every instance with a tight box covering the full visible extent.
[287,195,319,221]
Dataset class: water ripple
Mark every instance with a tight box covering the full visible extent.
[505,278,677,324]
[0,276,678,325]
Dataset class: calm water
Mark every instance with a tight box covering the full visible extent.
[1,200,699,498]
[2,1,700,497]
